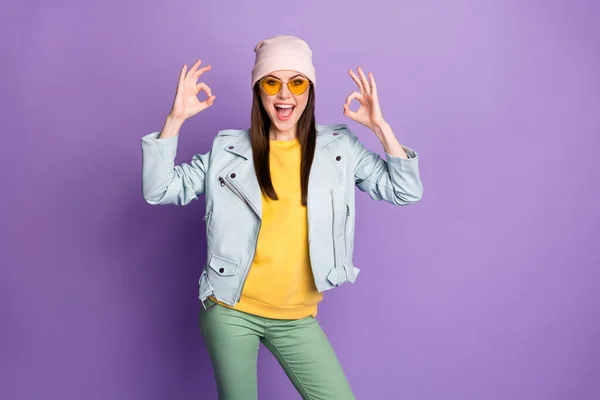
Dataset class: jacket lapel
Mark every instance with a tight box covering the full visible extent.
[308,124,345,206]
[220,132,263,218]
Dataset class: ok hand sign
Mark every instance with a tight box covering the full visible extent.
[170,59,216,121]
[343,67,386,131]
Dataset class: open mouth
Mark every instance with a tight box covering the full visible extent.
[274,104,295,121]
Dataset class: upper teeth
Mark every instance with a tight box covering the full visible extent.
[275,105,294,108]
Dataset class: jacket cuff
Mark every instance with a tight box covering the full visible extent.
[384,144,418,162]
[141,131,179,161]
[141,131,179,146]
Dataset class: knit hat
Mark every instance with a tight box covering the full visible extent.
[251,34,316,89]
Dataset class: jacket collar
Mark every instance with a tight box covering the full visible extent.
[222,123,343,160]
[217,124,346,220]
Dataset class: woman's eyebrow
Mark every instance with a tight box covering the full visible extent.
[264,74,304,79]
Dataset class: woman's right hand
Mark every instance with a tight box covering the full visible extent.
[169,59,216,121]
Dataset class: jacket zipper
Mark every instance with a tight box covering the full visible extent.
[218,176,260,216]
[203,210,213,237]
[217,175,261,302]
[344,203,350,260]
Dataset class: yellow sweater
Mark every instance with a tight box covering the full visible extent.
[211,137,323,319]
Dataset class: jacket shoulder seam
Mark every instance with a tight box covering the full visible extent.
[217,129,246,137]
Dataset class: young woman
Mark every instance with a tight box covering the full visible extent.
[141,34,423,400]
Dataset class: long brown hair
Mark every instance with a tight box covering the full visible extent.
[249,82,316,206]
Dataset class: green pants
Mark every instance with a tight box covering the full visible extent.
[199,298,355,400]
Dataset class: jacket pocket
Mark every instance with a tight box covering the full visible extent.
[208,253,239,276]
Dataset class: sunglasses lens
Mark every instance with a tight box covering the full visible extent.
[260,77,310,95]
[261,78,282,95]
[289,78,309,95]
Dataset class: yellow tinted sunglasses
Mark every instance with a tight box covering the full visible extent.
[259,76,311,96]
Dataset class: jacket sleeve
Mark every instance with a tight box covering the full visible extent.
[345,125,424,205]
[141,131,215,206]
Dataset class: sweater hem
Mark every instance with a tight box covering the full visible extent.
[209,295,321,320]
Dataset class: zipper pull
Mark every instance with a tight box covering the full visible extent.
[346,204,350,216]
[218,176,225,187]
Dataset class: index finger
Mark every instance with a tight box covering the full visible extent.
[197,82,213,98]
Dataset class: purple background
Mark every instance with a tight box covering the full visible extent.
[2,1,599,399]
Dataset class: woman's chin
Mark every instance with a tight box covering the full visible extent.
[272,117,296,129]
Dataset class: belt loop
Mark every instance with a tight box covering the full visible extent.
[199,270,218,311]
[201,296,218,311]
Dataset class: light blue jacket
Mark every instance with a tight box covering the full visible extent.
[141,123,423,309]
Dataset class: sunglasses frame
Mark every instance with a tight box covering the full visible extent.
[258,76,311,96]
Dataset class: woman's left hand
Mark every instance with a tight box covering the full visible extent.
[343,67,387,131]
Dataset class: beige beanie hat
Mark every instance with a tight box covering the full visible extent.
[251,34,316,89]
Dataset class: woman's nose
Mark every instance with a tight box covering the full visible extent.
[277,84,292,98]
